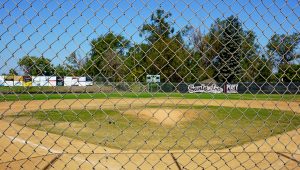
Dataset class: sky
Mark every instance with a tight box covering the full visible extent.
[0,0,299,74]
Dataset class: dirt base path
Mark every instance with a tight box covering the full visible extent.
[1,98,300,115]
[0,98,299,169]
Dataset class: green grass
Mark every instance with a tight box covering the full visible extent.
[4,105,300,150]
[1,92,300,101]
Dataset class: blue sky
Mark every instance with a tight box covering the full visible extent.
[0,0,299,74]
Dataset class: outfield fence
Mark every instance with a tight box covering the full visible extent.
[1,82,299,94]
[0,0,300,169]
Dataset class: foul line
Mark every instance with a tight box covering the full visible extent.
[0,133,88,164]
[275,152,300,164]
[5,135,61,154]
[42,153,63,170]
[170,153,182,170]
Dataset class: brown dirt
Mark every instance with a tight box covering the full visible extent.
[123,108,199,126]
[1,98,300,116]
[0,98,299,169]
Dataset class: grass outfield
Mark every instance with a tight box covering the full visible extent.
[2,105,300,150]
[1,92,300,101]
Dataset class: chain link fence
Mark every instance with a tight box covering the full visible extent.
[0,0,300,169]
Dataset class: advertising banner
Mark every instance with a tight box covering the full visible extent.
[4,81,14,86]
[23,76,32,87]
[47,76,57,86]
[56,77,64,86]
[32,76,39,86]
[188,83,239,94]
[64,77,73,86]
[78,77,86,86]
[32,76,47,86]
[188,84,223,93]
[14,76,24,86]
[71,77,79,86]
[226,84,238,93]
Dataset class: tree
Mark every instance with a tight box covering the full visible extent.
[65,51,86,75]
[238,31,275,82]
[201,17,261,82]
[18,56,54,76]
[267,33,300,64]
[139,9,190,82]
[241,55,274,82]
[277,64,300,82]
[216,16,243,83]
[204,18,226,70]
[124,43,148,82]
[86,32,130,82]
[266,33,300,82]
[140,9,174,44]
[54,64,68,77]
[8,69,18,76]
[186,27,215,82]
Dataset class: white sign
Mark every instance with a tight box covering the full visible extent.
[64,77,86,86]
[85,81,93,86]
[1,76,92,87]
[64,77,73,86]
[226,84,238,93]
[14,81,23,86]
[71,77,79,86]
[47,76,57,86]
[188,84,223,93]
[78,77,86,86]
[32,76,39,86]
[4,81,14,86]
[32,76,48,86]
[146,75,160,83]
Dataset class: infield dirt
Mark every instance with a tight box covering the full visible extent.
[1,98,300,115]
[0,98,299,169]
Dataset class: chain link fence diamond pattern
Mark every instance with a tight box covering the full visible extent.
[0,0,300,169]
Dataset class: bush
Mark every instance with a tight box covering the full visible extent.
[115,83,130,91]
[148,83,160,92]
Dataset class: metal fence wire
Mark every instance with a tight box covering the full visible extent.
[0,0,300,169]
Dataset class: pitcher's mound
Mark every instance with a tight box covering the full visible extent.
[123,108,200,126]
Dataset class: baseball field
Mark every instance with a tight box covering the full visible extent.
[0,93,300,169]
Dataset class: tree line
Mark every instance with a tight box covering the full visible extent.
[7,9,300,83]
